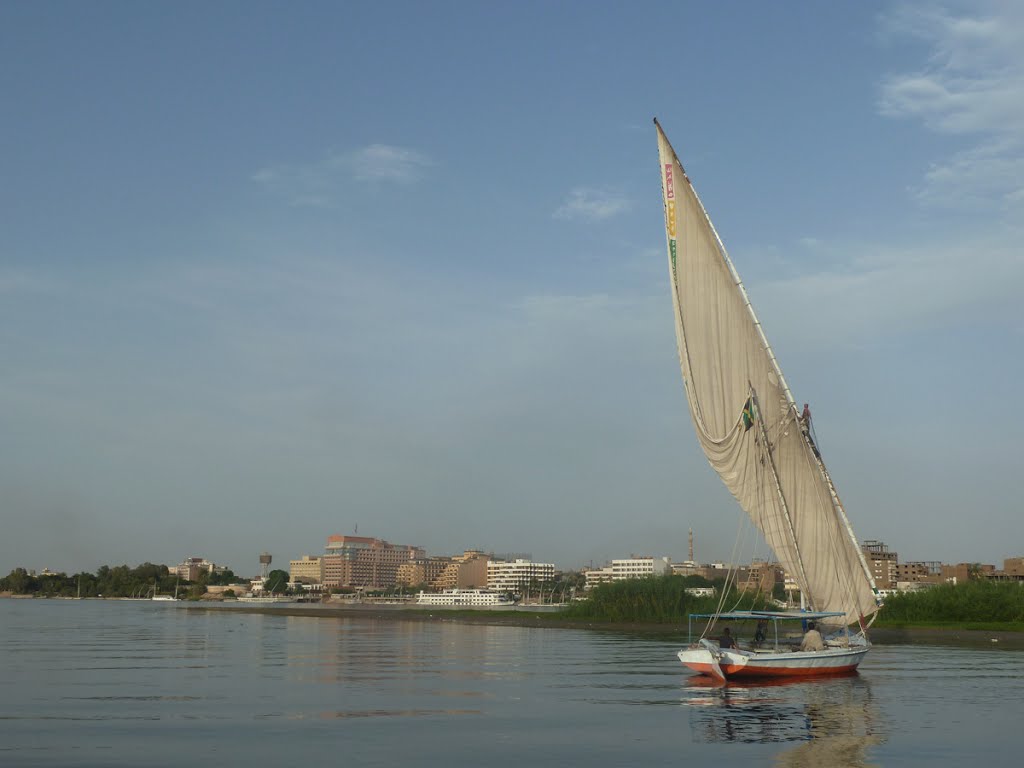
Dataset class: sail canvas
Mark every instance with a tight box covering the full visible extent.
[655,122,878,627]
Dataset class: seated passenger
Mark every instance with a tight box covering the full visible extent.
[800,621,825,652]
[718,627,736,649]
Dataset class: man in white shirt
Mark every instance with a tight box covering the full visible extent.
[800,621,825,652]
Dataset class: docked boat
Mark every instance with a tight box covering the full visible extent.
[655,120,882,680]
[415,589,514,607]
[151,576,180,601]
[236,595,298,603]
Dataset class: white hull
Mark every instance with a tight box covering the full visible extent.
[236,596,298,603]
[678,643,869,680]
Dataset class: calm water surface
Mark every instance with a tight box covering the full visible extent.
[1,600,1019,766]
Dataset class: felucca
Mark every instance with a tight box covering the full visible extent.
[655,120,882,679]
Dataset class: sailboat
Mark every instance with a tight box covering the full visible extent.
[152,575,180,601]
[655,120,882,679]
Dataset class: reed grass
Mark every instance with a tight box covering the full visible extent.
[559,575,773,624]
[876,580,1024,625]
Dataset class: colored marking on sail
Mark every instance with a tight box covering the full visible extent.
[664,164,679,280]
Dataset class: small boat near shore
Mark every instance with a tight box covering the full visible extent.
[152,576,180,601]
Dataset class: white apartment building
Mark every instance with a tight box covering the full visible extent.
[486,559,555,592]
[585,557,671,589]
[611,557,671,580]
[584,566,615,589]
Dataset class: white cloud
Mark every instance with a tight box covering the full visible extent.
[878,2,1024,211]
[341,144,433,184]
[252,143,433,206]
[752,231,1024,346]
[553,186,631,221]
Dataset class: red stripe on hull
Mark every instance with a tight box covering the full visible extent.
[683,661,861,679]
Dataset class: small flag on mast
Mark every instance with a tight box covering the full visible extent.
[741,398,757,431]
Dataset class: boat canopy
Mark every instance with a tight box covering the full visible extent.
[688,610,846,621]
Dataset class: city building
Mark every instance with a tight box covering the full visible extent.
[995,558,1024,582]
[670,560,700,577]
[487,559,555,593]
[611,557,671,580]
[289,555,324,586]
[583,557,671,589]
[894,561,943,585]
[431,551,489,590]
[940,563,989,584]
[739,560,783,594]
[169,557,223,582]
[584,566,614,590]
[321,535,425,589]
[396,557,452,587]
[862,541,897,589]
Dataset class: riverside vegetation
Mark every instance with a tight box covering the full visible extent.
[559,574,778,623]
[874,579,1024,631]
[559,575,1024,631]
[0,564,240,600]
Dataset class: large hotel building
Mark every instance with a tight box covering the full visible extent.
[487,559,555,592]
[321,535,424,589]
[396,551,491,590]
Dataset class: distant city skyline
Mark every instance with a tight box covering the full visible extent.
[2,2,1022,575]
[13,526,1021,582]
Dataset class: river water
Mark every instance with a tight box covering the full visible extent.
[1,599,1019,766]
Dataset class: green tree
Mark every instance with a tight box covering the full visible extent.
[2,568,34,594]
[265,569,290,593]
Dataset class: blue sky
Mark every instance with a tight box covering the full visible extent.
[2,1,1021,577]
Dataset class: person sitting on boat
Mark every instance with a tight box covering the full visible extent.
[800,621,825,652]
[718,627,736,649]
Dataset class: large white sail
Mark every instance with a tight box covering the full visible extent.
[656,121,878,626]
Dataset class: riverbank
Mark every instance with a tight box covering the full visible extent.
[177,601,1024,649]
[6,595,1022,648]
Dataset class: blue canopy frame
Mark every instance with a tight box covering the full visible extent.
[687,610,847,647]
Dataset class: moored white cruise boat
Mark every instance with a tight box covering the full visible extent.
[236,595,298,603]
[416,589,514,607]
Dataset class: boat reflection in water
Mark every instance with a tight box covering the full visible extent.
[681,672,884,766]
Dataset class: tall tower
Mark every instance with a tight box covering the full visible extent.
[259,552,272,580]
[688,528,694,563]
